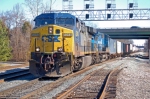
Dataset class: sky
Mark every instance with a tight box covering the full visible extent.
[0,0,150,45]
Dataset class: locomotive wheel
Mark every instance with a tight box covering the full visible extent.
[99,55,103,62]
[111,55,113,59]
[107,54,110,60]
[99,55,102,62]
[105,54,108,60]
[91,56,94,65]
[73,58,82,71]
[94,55,97,64]
[91,55,97,65]
[96,55,101,63]
[70,65,74,74]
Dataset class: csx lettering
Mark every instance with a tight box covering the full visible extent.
[42,35,60,42]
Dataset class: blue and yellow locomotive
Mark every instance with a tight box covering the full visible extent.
[29,12,110,77]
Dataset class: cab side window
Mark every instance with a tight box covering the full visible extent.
[56,29,60,34]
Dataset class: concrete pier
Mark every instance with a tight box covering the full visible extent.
[149,37,150,63]
[149,50,150,63]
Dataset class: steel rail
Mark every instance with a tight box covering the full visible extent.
[0,79,39,98]
[0,64,28,72]
[55,63,124,99]
[0,69,30,83]
[56,66,107,99]
[100,64,125,99]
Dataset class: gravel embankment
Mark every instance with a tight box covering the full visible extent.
[40,59,125,99]
[116,57,150,99]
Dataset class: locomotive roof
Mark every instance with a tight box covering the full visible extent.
[34,13,76,21]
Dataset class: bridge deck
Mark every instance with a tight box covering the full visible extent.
[97,28,150,39]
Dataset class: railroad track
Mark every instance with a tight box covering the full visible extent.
[54,63,124,99]
[0,79,39,98]
[0,64,28,72]
[0,58,120,99]
[0,69,30,83]
[19,59,121,99]
[100,65,125,99]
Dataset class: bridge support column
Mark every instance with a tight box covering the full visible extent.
[149,37,150,63]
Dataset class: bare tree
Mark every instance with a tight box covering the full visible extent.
[23,0,44,18]
[0,11,14,30]
[0,4,25,29]
[12,4,25,27]
[49,0,56,11]
[24,0,57,19]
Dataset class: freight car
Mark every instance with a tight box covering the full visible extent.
[109,38,117,58]
[29,12,129,77]
[123,43,129,55]
[116,41,122,57]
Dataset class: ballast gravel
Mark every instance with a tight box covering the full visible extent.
[1,57,149,99]
[0,74,36,92]
[116,57,150,99]
[40,59,125,99]
[8,80,53,98]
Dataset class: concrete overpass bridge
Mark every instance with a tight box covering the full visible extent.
[97,28,150,39]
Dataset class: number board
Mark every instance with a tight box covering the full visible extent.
[31,33,40,37]
[63,33,72,37]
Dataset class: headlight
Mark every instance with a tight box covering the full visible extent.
[48,26,53,34]
[36,47,40,52]
[57,47,63,52]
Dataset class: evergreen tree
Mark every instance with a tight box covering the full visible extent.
[22,21,32,35]
[22,21,32,61]
[0,20,12,61]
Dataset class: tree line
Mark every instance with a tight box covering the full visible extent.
[0,0,56,61]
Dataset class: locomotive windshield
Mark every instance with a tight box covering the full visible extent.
[56,18,74,25]
[34,19,54,28]
[34,18,74,28]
